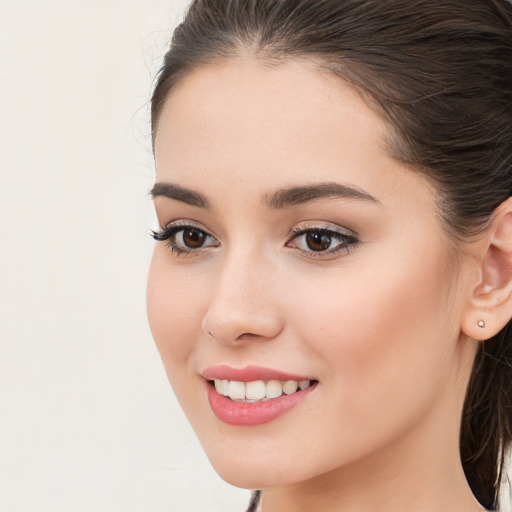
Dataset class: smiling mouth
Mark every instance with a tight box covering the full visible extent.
[209,379,317,402]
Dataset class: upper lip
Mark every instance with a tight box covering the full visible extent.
[201,365,316,382]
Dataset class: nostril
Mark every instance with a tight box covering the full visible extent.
[236,332,258,341]
[203,305,284,345]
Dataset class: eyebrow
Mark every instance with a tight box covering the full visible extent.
[149,180,380,210]
[266,182,380,209]
[150,182,210,209]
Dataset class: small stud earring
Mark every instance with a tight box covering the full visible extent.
[477,320,486,328]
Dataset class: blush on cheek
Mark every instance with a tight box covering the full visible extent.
[147,260,199,368]
[148,302,196,369]
[288,246,453,393]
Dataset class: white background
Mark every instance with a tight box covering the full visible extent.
[1,1,510,512]
[0,1,248,511]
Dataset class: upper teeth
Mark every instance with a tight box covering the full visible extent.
[214,379,311,402]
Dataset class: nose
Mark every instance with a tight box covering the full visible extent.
[201,250,284,346]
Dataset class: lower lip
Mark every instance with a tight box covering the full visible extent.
[206,382,317,426]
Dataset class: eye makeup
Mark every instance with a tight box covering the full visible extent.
[152,219,359,260]
[151,221,219,256]
[286,224,359,259]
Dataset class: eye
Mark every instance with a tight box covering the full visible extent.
[174,227,209,249]
[151,223,219,255]
[287,225,358,258]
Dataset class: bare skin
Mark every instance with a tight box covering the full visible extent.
[148,57,512,512]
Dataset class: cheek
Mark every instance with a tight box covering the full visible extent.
[146,249,207,376]
[287,245,456,420]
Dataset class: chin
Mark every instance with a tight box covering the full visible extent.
[201,435,332,491]
[216,468,267,490]
[209,457,289,490]
[198,438,290,489]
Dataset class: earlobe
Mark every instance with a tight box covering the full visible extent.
[462,197,512,341]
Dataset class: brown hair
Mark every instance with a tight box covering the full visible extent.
[150,1,512,508]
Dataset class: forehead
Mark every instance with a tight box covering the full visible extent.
[152,56,438,220]
[154,58,389,186]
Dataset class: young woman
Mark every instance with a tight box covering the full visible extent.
[146,1,512,511]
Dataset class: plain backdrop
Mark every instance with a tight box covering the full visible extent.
[0,1,249,511]
[1,2,511,512]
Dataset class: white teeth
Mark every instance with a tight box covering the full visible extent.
[246,380,266,400]
[214,379,230,396]
[299,380,310,390]
[265,380,283,399]
[228,380,246,400]
[213,378,313,401]
[283,380,299,395]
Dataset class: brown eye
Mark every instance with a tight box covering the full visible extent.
[182,228,207,248]
[287,226,359,258]
[151,224,219,255]
[305,231,333,251]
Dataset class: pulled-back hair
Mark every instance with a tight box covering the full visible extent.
[150,1,512,508]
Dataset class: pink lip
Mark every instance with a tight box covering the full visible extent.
[201,365,315,382]
[202,365,318,426]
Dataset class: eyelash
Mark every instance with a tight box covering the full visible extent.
[151,223,359,259]
[286,225,359,259]
[151,222,218,256]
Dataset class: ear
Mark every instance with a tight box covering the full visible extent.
[461,197,512,341]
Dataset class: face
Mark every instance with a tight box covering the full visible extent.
[147,58,474,490]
